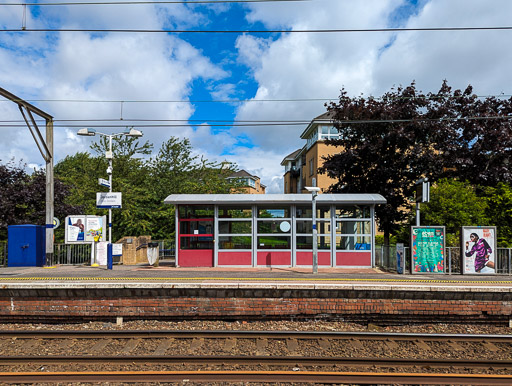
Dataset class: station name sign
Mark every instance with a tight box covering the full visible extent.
[96,192,122,209]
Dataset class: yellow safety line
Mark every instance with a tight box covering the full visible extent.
[0,277,511,284]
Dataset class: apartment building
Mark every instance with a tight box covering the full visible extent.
[227,170,266,194]
[281,112,340,193]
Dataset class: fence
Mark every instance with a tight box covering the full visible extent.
[375,245,512,275]
[0,240,175,266]
[0,242,6,267]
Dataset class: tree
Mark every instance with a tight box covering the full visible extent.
[0,160,81,240]
[320,81,512,244]
[146,137,238,238]
[55,136,240,241]
[421,179,489,246]
[483,183,512,247]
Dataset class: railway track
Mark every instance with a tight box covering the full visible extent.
[0,330,511,383]
[0,370,511,384]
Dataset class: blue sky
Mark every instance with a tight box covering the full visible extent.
[1,0,512,193]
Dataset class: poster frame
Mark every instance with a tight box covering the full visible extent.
[410,225,446,274]
[461,226,497,275]
[65,215,107,244]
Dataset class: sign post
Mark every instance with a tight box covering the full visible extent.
[415,178,430,226]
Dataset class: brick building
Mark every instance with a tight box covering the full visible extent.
[281,112,340,194]
[226,170,266,194]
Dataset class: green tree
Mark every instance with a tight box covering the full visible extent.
[484,183,512,247]
[55,136,240,241]
[146,137,239,238]
[0,160,81,241]
[421,179,489,246]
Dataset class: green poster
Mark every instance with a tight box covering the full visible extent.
[411,226,445,274]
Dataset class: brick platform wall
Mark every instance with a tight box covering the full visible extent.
[0,287,511,324]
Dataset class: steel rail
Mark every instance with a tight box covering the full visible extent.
[1,330,512,343]
[0,371,511,384]
[1,355,512,369]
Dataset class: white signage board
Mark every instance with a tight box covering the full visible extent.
[96,241,108,266]
[112,243,123,256]
[97,192,122,209]
[98,178,110,188]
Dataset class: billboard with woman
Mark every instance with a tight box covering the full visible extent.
[462,227,496,274]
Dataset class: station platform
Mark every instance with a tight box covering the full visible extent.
[0,264,510,324]
[0,263,510,287]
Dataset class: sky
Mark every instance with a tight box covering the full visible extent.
[1,0,512,193]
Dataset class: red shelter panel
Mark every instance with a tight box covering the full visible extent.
[218,251,252,266]
[179,249,213,267]
[296,251,331,266]
[336,251,371,267]
[257,251,291,266]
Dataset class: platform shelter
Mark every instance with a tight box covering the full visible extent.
[164,194,386,268]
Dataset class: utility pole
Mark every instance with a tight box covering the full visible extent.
[0,87,54,265]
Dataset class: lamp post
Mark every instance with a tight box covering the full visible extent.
[305,186,321,274]
[77,127,143,266]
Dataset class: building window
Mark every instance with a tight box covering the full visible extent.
[309,159,314,176]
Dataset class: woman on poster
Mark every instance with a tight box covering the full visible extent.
[465,233,495,273]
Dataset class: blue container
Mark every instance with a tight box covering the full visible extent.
[7,225,46,267]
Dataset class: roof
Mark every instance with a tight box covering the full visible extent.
[164,193,386,205]
[280,148,302,166]
[300,110,336,139]
[227,169,258,180]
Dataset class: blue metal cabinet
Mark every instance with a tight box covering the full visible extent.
[7,225,46,267]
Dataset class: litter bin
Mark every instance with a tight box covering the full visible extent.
[7,225,46,267]
[147,242,159,266]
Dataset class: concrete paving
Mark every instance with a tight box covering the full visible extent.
[0,262,510,287]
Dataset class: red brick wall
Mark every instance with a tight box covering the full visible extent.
[0,288,510,323]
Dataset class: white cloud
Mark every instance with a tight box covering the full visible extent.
[2,0,512,195]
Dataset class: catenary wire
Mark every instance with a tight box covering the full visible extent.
[0,115,511,128]
[1,0,309,5]
[0,95,511,104]
[3,26,512,33]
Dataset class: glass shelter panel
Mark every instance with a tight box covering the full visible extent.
[336,221,371,235]
[218,206,252,218]
[180,236,214,250]
[219,236,252,250]
[296,236,331,250]
[258,220,292,234]
[179,205,214,219]
[295,205,331,219]
[258,207,290,218]
[335,206,370,218]
[336,236,372,250]
[219,221,252,234]
[297,221,331,234]
[180,221,214,235]
[257,236,290,249]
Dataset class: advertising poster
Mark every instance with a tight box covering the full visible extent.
[67,216,85,242]
[411,226,445,274]
[396,243,404,274]
[96,242,108,266]
[85,217,103,242]
[462,227,496,274]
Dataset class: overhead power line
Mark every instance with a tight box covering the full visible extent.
[2,0,308,5]
[0,95,511,105]
[3,26,512,34]
[0,115,511,130]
